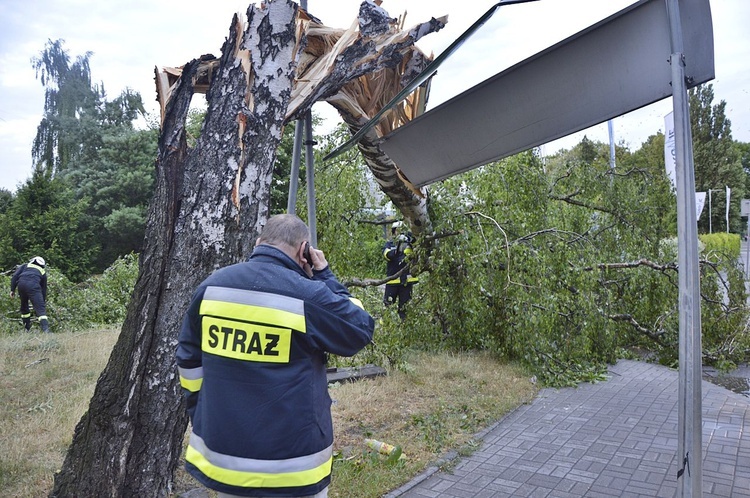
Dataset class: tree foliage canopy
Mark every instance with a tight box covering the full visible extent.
[311,123,749,386]
[690,84,745,233]
[0,40,158,278]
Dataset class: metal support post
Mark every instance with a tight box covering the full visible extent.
[287,120,304,214]
[287,0,317,247]
[304,110,318,246]
[667,0,703,496]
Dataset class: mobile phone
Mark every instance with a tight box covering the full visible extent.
[303,242,311,263]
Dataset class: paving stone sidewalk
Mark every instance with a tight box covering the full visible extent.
[386,359,750,497]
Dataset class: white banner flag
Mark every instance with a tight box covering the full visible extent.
[664,112,676,192]
[696,192,706,220]
[665,112,706,220]
[726,186,731,232]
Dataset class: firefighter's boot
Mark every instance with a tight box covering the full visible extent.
[22,316,31,331]
[40,318,50,333]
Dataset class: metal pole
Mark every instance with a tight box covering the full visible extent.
[304,110,318,246]
[287,120,304,214]
[708,189,712,233]
[667,0,703,496]
[294,0,318,246]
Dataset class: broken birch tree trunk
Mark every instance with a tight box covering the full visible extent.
[51,2,445,497]
[50,2,299,496]
[156,1,445,238]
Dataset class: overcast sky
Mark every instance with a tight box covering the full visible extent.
[0,0,747,192]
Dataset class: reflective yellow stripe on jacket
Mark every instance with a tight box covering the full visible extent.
[199,286,306,332]
[186,433,332,488]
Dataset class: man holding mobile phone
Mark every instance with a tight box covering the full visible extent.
[176,214,374,497]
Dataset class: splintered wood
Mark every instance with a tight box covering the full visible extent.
[153,2,446,140]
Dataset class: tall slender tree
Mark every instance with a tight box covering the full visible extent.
[30,40,157,272]
[31,39,97,175]
[689,84,744,233]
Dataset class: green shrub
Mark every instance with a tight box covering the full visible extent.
[699,232,741,259]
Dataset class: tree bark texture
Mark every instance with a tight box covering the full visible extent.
[50,2,299,496]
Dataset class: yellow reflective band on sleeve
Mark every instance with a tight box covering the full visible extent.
[186,434,332,488]
[200,287,306,333]
[180,376,203,392]
[348,297,364,309]
[178,366,204,392]
[202,317,292,364]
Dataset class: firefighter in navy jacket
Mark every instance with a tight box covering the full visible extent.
[383,221,418,320]
[176,214,375,497]
[10,256,49,332]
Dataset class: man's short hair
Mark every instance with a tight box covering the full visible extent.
[258,214,310,248]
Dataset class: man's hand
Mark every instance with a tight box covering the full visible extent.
[309,246,328,271]
[303,246,329,277]
[9,291,14,299]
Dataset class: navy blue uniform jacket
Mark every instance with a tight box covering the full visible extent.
[176,245,374,497]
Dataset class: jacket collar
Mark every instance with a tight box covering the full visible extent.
[249,244,307,278]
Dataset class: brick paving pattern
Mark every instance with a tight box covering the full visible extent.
[387,360,750,497]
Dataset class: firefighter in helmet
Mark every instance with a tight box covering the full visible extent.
[383,221,418,320]
[10,256,50,332]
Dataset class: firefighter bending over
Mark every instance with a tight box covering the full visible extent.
[10,256,49,333]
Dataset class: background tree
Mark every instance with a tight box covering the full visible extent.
[690,84,744,233]
[0,169,96,281]
[31,39,157,273]
[736,141,750,204]
[67,124,157,270]
[31,39,97,175]
[0,188,12,214]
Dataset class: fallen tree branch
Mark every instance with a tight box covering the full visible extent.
[582,259,678,272]
[344,266,408,288]
[548,192,630,226]
[607,313,667,346]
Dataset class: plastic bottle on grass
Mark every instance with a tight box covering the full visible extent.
[365,438,405,460]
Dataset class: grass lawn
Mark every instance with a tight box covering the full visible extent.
[0,328,538,498]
